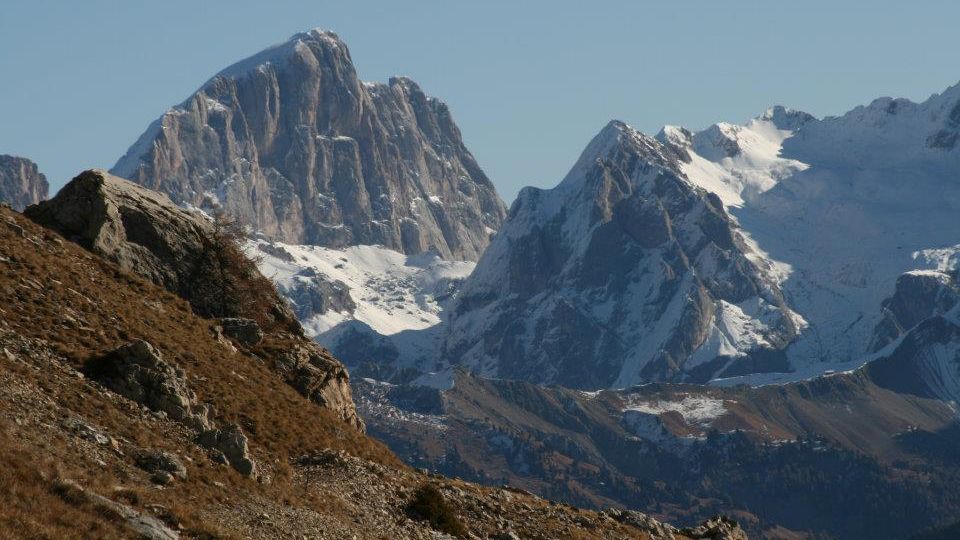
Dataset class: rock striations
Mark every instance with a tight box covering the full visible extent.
[112,29,506,261]
[0,154,48,211]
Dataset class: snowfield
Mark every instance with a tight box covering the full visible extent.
[250,239,475,337]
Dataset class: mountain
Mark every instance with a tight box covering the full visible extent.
[436,120,803,388]
[3,174,739,538]
[665,89,960,382]
[333,82,960,389]
[112,29,506,261]
[355,227,960,539]
[0,154,48,211]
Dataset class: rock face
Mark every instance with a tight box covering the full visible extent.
[85,340,213,430]
[439,121,801,388]
[198,424,259,478]
[0,155,48,211]
[218,317,264,347]
[24,169,220,312]
[112,29,506,261]
[274,341,364,430]
[871,268,960,351]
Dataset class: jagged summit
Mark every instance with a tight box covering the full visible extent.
[209,28,349,84]
[112,29,506,261]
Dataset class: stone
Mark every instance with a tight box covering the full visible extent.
[150,471,173,485]
[275,341,364,430]
[218,317,263,347]
[198,424,258,478]
[85,340,212,430]
[0,155,48,211]
[608,509,677,540]
[134,449,188,480]
[25,170,262,321]
[680,515,748,540]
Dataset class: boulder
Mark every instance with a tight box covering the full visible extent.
[134,449,188,481]
[85,340,211,430]
[24,170,288,325]
[198,424,258,478]
[218,317,263,347]
[275,341,364,430]
[680,516,748,540]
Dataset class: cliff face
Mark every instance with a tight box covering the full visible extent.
[0,154,48,211]
[112,29,506,261]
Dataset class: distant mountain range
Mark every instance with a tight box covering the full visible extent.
[74,28,960,538]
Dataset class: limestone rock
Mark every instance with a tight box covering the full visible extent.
[25,170,218,310]
[27,171,363,431]
[112,29,505,261]
[276,340,364,430]
[680,516,748,540]
[134,449,188,481]
[218,317,263,347]
[0,155,48,211]
[198,424,258,478]
[85,340,212,430]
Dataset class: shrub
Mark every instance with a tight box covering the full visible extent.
[186,212,285,328]
[404,483,467,537]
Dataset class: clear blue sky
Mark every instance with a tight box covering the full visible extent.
[2,1,959,202]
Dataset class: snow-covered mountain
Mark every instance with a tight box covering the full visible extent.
[311,82,960,389]
[438,120,803,388]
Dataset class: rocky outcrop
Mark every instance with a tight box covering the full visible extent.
[26,172,362,431]
[218,317,264,347]
[680,516,748,540]
[112,29,506,261]
[275,340,364,430]
[0,155,48,211]
[871,269,960,351]
[85,340,213,430]
[198,424,259,478]
[134,448,188,484]
[25,170,221,312]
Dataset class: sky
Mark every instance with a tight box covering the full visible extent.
[2,1,959,203]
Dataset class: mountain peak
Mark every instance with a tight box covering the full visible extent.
[0,154,48,211]
[111,30,506,261]
[758,105,816,131]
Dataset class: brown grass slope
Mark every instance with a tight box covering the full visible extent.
[0,206,696,539]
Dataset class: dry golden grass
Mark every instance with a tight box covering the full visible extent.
[0,208,399,537]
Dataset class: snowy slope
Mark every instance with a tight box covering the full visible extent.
[439,121,803,389]
[250,239,474,338]
[655,86,960,382]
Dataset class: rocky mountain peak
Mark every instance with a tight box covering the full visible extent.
[112,30,506,261]
[0,154,48,211]
[758,105,816,131]
[434,120,801,389]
